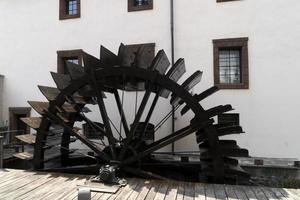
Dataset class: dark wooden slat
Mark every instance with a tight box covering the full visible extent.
[217,126,244,136]
[181,86,219,115]
[38,86,60,101]
[206,104,233,118]
[170,71,203,106]
[150,49,170,74]
[118,43,133,67]
[82,52,104,72]
[100,45,118,67]
[199,140,238,149]
[160,58,186,98]
[66,62,86,80]
[201,148,249,159]
[51,72,71,90]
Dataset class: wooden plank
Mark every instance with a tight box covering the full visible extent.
[194,183,206,200]
[145,180,161,200]
[251,186,268,200]
[46,177,87,200]
[4,173,55,199]
[268,187,289,200]
[21,174,76,200]
[224,184,238,200]
[233,185,248,200]
[184,182,194,200]
[13,151,33,160]
[0,171,36,188]
[165,181,179,200]
[242,185,258,200]
[20,117,42,129]
[135,179,153,200]
[154,180,169,200]
[213,184,227,200]
[284,189,300,200]
[0,172,48,196]
[175,181,184,200]
[115,178,139,200]
[261,186,282,200]
[128,179,144,200]
[205,184,216,200]
[15,134,36,144]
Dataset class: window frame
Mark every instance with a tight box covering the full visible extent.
[217,0,240,2]
[213,37,249,89]
[128,0,153,12]
[59,0,81,20]
[57,49,83,74]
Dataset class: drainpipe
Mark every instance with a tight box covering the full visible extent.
[170,0,175,154]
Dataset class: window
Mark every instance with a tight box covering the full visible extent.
[213,37,249,89]
[59,0,81,20]
[218,113,239,126]
[128,0,153,12]
[57,49,83,74]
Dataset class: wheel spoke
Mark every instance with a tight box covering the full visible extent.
[44,109,111,162]
[113,90,129,137]
[154,104,180,131]
[118,89,152,160]
[123,121,211,165]
[80,112,107,147]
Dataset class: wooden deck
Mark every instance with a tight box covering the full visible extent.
[0,169,300,200]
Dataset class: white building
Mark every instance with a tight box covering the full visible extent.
[0,0,300,159]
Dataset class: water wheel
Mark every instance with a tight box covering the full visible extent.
[16,44,250,183]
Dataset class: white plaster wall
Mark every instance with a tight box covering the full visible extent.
[0,75,3,121]
[0,0,300,159]
[173,0,300,159]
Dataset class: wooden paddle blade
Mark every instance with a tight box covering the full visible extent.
[82,52,104,72]
[38,86,60,101]
[181,86,219,115]
[28,101,49,115]
[20,117,42,129]
[160,58,186,98]
[66,62,86,80]
[100,45,118,67]
[150,49,170,74]
[15,134,36,145]
[170,71,203,106]
[51,72,71,90]
[206,104,233,118]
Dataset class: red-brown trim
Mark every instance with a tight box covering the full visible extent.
[59,0,81,20]
[128,0,153,12]
[57,49,83,74]
[213,37,249,89]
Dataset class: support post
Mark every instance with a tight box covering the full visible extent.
[0,136,3,169]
